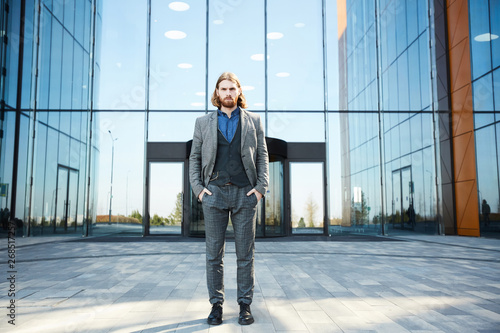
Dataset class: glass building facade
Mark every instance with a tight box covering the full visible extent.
[0,0,498,238]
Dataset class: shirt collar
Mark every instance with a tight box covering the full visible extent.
[217,107,240,118]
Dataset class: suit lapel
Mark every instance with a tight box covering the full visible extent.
[240,109,248,149]
[208,111,218,153]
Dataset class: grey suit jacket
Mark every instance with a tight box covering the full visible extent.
[189,109,269,199]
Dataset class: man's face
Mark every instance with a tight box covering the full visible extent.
[216,80,240,108]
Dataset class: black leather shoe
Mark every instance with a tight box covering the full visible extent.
[207,302,223,325]
[238,302,254,325]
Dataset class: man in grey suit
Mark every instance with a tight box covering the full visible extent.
[189,72,269,325]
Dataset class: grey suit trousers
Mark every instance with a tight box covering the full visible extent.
[202,183,258,305]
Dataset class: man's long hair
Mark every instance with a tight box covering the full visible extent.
[211,72,248,109]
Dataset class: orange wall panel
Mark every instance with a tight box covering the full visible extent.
[447,0,480,236]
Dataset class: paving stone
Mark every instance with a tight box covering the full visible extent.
[0,235,499,332]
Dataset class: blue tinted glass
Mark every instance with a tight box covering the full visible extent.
[326,0,339,110]
[408,42,421,110]
[494,68,500,112]
[72,43,84,109]
[469,0,492,79]
[64,0,75,35]
[395,0,407,56]
[491,0,500,69]
[60,112,71,135]
[61,30,73,109]
[419,34,431,109]
[150,0,207,110]
[474,113,495,129]
[21,0,35,109]
[398,53,409,110]
[49,19,63,109]
[267,112,325,142]
[406,0,418,44]
[473,73,494,112]
[267,0,323,110]
[475,125,499,217]
[74,0,85,44]
[38,8,52,110]
[97,0,147,109]
[209,0,265,111]
[148,112,204,142]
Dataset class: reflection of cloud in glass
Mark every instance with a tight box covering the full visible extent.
[474,33,499,42]
[242,85,255,91]
[177,63,192,69]
[267,32,284,39]
[191,102,204,106]
[254,102,264,107]
[294,23,305,28]
[276,72,290,77]
[164,30,187,39]
[251,53,264,61]
[168,2,190,11]
[213,19,224,25]
[195,92,205,96]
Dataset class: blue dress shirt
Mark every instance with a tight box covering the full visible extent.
[217,107,240,142]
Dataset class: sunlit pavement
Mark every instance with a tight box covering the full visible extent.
[1,234,500,332]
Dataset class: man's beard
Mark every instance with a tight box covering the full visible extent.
[220,96,237,108]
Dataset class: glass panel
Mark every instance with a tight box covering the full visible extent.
[149,163,183,235]
[149,0,206,110]
[95,112,144,236]
[491,0,500,69]
[476,125,499,235]
[267,0,323,110]
[390,169,402,231]
[264,160,284,236]
[97,0,147,109]
[55,167,69,231]
[68,170,80,231]
[291,162,324,234]
[148,112,203,142]
[208,0,265,111]
[267,112,325,142]
[49,19,63,110]
[469,0,492,80]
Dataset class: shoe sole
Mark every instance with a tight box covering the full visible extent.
[207,319,222,325]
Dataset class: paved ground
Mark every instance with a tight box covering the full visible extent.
[1,234,500,333]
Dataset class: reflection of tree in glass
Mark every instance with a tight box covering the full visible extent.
[351,191,369,225]
[168,193,183,225]
[129,209,142,223]
[305,193,318,228]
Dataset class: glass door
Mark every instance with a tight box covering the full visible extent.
[391,166,413,232]
[255,159,285,237]
[290,162,324,234]
[149,162,183,235]
[54,166,79,233]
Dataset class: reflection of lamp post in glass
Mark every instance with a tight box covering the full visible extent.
[108,130,118,224]
[425,169,432,218]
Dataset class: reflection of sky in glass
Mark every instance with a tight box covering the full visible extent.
[97,112,145,215]
[267,0,324,110]
[150,163,183,217]
[150,0,207,110]
[290,163,324,227]
[208,0,265,111]
[97,0,147,110]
